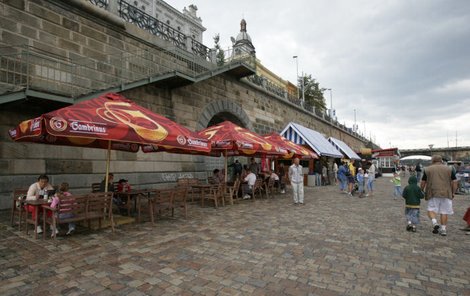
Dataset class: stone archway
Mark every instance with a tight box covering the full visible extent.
[196,99,252,130]
[196,99,253,175]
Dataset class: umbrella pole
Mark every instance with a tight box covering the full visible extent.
[224,150,228,183]
[105,140,111,193]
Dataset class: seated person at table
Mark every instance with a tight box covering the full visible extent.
[117,179,131,192]
[100,173,124,208]
[241,165,250,180]
[49,182,75,236]
[114,178,131,208]
[270,171,280,188]
[210,169,222,184]
[242,169,257,199]
[26,174,54,234]
[219,169,226,183]
[99,173,115,192]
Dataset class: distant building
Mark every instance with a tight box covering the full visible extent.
[231,19,256,57]
[372,148,401,176]
[126,0,206,43]
[227,19,297,102]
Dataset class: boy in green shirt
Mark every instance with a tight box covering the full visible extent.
[390,172,402,199]
[402,176,424,232]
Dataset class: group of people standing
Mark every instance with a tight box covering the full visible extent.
[336,160,377,197]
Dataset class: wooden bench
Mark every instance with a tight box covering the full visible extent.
[42,192,114,240]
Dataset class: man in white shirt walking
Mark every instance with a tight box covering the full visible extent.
[289,158,304,205]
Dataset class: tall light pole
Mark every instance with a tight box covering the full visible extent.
[293,56,299,100]
[429,144,434,156]
[325,88,333,117]
[353,109,357,132]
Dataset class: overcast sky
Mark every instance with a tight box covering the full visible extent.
[168,0,470,150]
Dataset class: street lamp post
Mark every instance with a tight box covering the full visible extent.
[429,144,434,156]
[325,88,333,117]
[353,109,357,132]
[293,56,299,100]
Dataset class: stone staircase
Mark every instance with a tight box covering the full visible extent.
[0,45,256,105]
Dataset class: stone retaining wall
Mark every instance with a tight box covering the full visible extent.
[0,0,369,208]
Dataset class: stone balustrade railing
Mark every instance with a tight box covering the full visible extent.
[87,0,211,61]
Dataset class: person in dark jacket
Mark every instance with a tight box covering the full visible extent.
[402,175,424,232]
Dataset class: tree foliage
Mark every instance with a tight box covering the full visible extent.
[297,74,326,112]
[213,34,225,66]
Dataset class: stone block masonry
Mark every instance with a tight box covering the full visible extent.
[0,0,369,209]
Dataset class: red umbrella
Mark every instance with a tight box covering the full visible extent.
[197,121,287,180]
[263,133,318,159]
[9,93,210,188]
[197,121,287,156]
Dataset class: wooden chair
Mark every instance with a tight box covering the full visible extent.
[177,178,189,187]
[201,184,224,208]
[177,178,198,202]
[253,178,267,199]
[207,176,217,184]
[266,178,279,196]
[172,186,188,219]
[91,183,101,193]
[10,188,28,229]
[223,179,240,205]
[91,182,119,193]
[187,178,201,202]
[148,189,174,224]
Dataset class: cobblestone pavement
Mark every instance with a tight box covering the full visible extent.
[0,176,469,296]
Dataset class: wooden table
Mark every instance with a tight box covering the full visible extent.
[191,184,218,207]
[117,189,153,222]
[23,199,49,239]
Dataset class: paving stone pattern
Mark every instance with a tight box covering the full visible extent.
[0,177,469,295]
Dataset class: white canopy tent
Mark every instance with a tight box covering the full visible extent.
[400,155,431,161]
[400,155,432,167]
